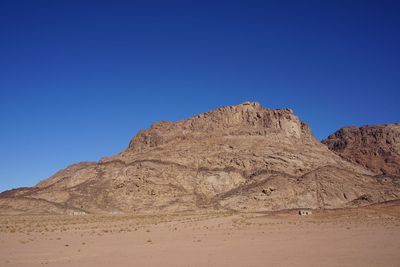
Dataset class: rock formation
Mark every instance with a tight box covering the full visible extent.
[1,102,399,214]
[322,124,400,177]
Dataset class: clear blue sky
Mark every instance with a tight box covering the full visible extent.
[0,1,399,192]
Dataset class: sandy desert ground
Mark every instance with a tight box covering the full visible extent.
[1,203,400,267]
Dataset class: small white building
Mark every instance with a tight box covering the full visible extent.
[110,210,123,215]
[298,209,312,216]
[68,211,86,216]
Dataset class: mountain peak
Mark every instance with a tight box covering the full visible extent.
[323,124,400,176]
[128,102,310,151]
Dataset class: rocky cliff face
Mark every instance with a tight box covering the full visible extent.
[127,102,310,152]
[322,124,400,176]
[1,102,399,215]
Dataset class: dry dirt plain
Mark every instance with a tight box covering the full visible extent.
[1,204,400,267]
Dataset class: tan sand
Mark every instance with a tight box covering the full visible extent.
[1,206,399,267]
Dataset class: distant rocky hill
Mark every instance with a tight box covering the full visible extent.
[1,102,399,215]
[323,124,400,177]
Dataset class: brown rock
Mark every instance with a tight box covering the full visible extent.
[1,102,399,214]
[322,124,400,176]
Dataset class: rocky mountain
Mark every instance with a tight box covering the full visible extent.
[322,124,400,177]
[1,102,399,215]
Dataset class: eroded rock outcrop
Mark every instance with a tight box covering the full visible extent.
[1,102,399,214]
[128,102,310,152]
[323,124,400,176]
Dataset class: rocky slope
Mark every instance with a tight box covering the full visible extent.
[323,124,400,177]
[1,102,399,214]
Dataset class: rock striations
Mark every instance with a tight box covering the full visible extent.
[323,124,400,177]
[1,102,399,215]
